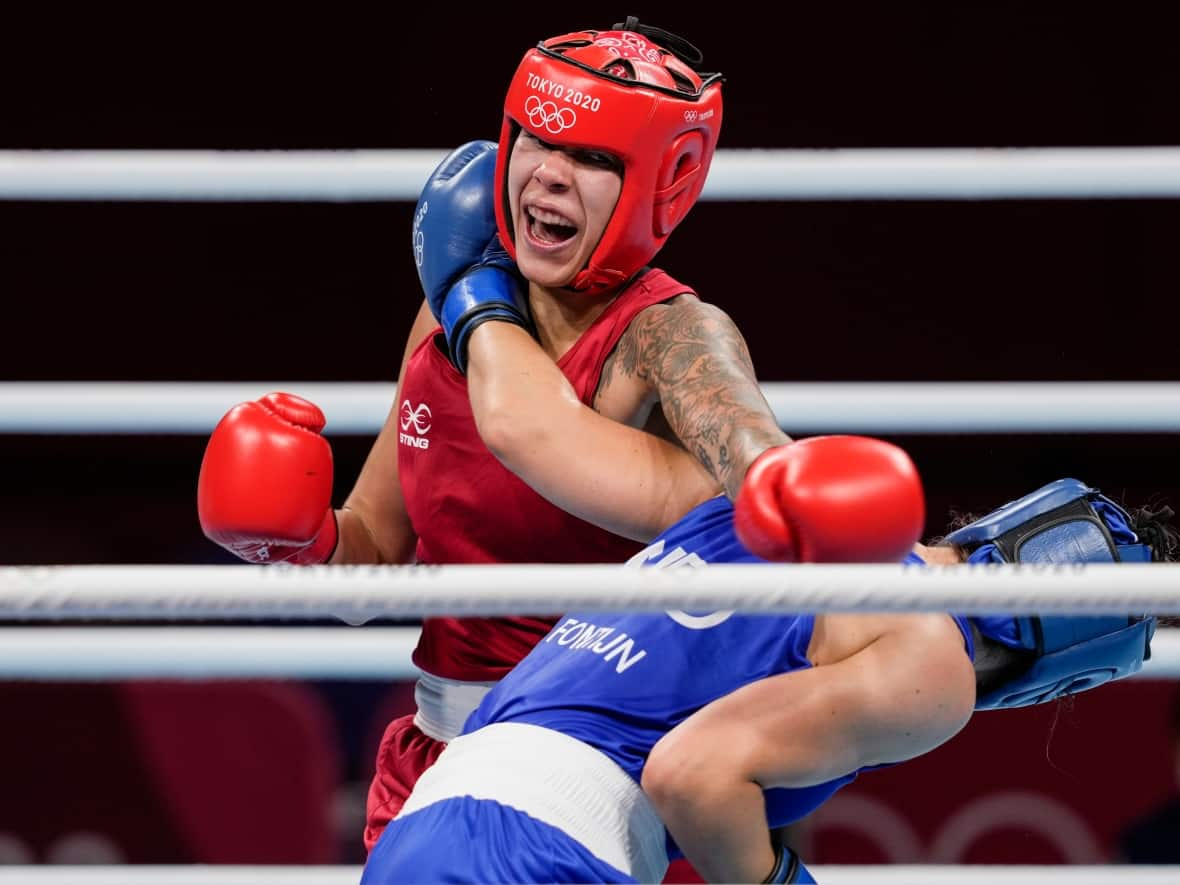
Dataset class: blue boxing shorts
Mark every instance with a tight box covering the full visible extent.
[362,795,638,883]
[362,723,667,883]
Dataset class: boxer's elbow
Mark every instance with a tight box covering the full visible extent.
[474,402,520,462]
[644,724,756,818]
[476,402,551,472]
[643,744,712,820]
[474,380,580,471]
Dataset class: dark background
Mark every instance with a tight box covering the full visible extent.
[0,4,1178,867]
[2,5,1177,561]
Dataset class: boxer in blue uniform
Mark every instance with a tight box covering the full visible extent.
[363,479,1169,884]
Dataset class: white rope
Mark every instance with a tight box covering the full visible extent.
[5,148,1180,200]
[0,627,422,680]
[5,381,1180,434]
[0,867,1175,885]
[0,625,1177,680]
[2,563,1178,621]
[0,150,447,202]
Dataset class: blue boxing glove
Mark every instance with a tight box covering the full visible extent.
[412,140,501,298]
[411,140,531,374]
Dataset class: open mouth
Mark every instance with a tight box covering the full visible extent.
[526,206,578,245]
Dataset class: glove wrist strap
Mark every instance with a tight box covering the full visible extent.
[442,266,532,374]
[762,843,800,884]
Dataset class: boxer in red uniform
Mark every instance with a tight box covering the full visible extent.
[196,19,911,864]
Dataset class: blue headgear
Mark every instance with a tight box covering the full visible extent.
[943,478,1158,710]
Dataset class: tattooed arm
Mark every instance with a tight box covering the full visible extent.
[467,321,719,541]
[464,295,783,538]
[605,297,791,500]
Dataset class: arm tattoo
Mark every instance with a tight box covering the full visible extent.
[614,300,789,500]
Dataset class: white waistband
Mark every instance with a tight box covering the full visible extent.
[411,671,497,742]
[399,722,668,882]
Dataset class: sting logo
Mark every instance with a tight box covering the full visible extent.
[399,400,432,449]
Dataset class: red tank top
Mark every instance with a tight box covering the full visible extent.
[398,269,695,680]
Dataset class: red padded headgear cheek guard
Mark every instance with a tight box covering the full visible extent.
[495,27,723,293]
[493,118,518,267]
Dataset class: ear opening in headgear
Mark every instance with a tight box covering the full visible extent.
[654,131,705,236]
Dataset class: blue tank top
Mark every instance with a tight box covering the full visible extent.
[465,495,976,828]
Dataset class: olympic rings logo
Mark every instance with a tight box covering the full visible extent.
[400,400,432,435]
[412,202,427,269]
[684,110,698,122]
[525,95,577,135]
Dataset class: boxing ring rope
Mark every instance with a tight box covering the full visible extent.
[4,147,1180,200]
[5,150,1177,880]
[5,381,1180,434]
[0,624,1177,681]
[0,866,1176,885]
[0,627,423,680]
[2,562,1178,619]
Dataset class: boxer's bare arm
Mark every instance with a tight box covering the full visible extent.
[332,300,435,564]
[601,298,789,500]
[643,613,975,883]
[467,321,718,542]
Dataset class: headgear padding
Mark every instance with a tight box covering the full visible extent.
[495,17,724,292]
[947,478,1157,709]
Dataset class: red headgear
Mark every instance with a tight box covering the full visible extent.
[494,18,724,292]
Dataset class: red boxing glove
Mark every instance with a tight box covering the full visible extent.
[198,392,338,564]
[734,435,924,563]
